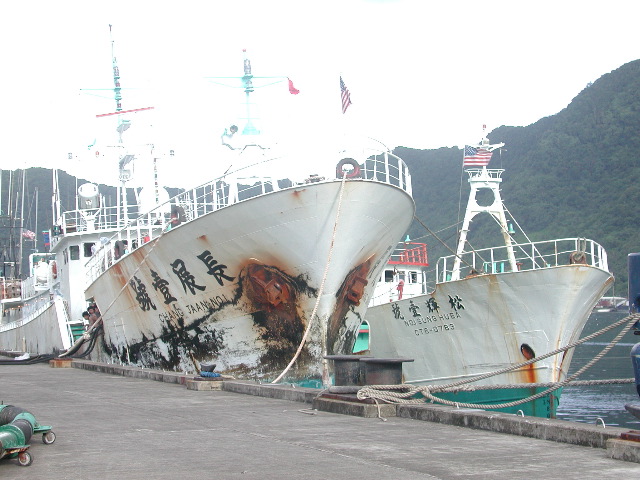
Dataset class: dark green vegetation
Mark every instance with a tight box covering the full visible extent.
[398,59,640,296]
[0,169,99,276]
[3,59,639,296]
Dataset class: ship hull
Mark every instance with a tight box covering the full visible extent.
[365,265,614,416]
[87,180,414,381]
[0,295,68,355]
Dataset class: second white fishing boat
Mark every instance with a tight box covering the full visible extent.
[364,135,613,417]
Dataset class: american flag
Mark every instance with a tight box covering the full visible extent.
[340,76,352,114]
[463,146,493,167]
[22,229,36,240]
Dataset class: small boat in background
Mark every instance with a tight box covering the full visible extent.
[594,296,628,312]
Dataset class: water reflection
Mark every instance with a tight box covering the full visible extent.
[556,311,640,429]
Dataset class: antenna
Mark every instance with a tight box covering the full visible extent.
[204,50,289,139]
[241,49,259,135]
[108,24,132,145]
[109,24,122,113]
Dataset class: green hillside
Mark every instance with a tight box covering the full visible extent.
[397,59,640,296]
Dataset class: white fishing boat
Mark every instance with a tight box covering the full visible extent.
[0,170,81,358]
[0,252,79,357]
[363,135,613,417]
[594,296,628,312]
[31,34,416,385]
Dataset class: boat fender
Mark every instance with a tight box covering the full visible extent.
[50,261,57,279]
[569,251,587,265]
[336,158,361,179]
[114,240,126,260]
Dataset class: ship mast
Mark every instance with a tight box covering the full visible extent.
[110,25,130,227]
[241,50,259,136]
[451,133,513,280]
[206,49,292,144]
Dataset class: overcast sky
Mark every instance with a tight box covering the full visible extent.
[1,0,638,186]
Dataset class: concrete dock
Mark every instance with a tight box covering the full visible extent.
[1,360,639,479]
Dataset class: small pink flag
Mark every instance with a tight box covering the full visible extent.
[288,78,300,95]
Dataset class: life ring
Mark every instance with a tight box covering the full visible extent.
[336,158,362,179]
[569,251,587,265]
[51,261,57,279]
[114,240,126,260]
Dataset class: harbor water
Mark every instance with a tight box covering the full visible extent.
[556,310,640,429]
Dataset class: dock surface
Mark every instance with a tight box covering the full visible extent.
[1,362,639,479]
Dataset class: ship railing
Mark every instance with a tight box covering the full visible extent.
[0,290,54,331]
[83,145,412,284]
[20,275,36,299]
[386,242,429,266]
[19,291,54,318]
[436,237,608,283]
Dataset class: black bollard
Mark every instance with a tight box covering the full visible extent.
[324,355,369,386]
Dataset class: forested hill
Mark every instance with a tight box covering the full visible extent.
[396,58,640,295]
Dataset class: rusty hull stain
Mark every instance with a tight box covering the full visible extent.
[101,258,319,376]
[326,258,373,355]
[242,262,316,372]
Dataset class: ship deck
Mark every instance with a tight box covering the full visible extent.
[0,360,638,476]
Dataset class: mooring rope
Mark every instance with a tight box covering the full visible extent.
[357,312,640,410]
[271,174,348,384]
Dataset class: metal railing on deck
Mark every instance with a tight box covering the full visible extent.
[387,242,429,266]
[82,145,412,285]
[436,238,608,283]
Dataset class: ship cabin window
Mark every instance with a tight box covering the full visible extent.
[69,245,80,261]
[408,271,418,283]
[384,270,395,282]
[84,242,95,257]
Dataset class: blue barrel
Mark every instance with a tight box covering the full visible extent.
[629,254,640,334]
[629,254,640,398]
[628,253,640,313]
[632,343,640,398]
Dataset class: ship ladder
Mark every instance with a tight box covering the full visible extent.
[68,322,86,342]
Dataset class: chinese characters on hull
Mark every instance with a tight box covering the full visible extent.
[130,249,236,313]
[130,276,156,311]
[390,294,464,336]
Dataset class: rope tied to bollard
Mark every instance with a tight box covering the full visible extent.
[357,313,640,410]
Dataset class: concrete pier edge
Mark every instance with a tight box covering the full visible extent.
[69,359,640,463]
